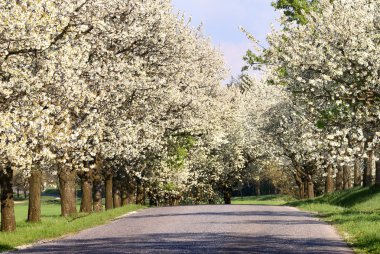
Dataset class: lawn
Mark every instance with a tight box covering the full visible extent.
[231,194,295,205]
[288,186,380,254]
[0,196,145,252]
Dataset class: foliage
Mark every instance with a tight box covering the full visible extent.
[272,0,319,24]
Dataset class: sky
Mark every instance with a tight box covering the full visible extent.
[171,0,280,80]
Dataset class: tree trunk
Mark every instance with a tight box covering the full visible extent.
[307,175,314,199]
[28,169,42,222]
[363,158,369,187]
[336,166,343,191]
[92,175,103,212]
[223,189,232,204]
[79,171,93,213]
[59,169,77,217]
[135,180,145,205]
[105,173,113,210]
[303,179,308,197]
[149,195,156,207]
[121,191,128,206]
[354,159,362,187]
[300,181,305,198]
[325,164,334,194]
[294,172,304,199]
[364,150,375,186]
[143,184,147,204]
[255,180,261,196]
[0,165,16,232]
[375,160,380,187]
[113,189,121,208]
[343,165,351,190]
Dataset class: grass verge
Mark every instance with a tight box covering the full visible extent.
[287,186,380,254]
[0,197,145,252]
[231,194,295,205]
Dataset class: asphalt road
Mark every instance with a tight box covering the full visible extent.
[12,205,353,254]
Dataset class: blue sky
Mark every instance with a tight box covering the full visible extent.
[172,0,280,79]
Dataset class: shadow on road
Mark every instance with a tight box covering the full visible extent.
[15,233,351,254]
[126,210,310,220]
[205,219,324,226]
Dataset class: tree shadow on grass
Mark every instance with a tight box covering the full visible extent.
[0,244,15,252]
[42,200,61,205]
[312,206,380,224]
[329,186,380,208]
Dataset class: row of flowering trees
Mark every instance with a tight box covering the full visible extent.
[241,0,380,198]
[0,0,249,232]
[3,0,376,234]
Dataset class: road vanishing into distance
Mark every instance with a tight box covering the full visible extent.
[12,205,352,254]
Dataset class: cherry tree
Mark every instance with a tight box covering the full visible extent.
[243,0,379,195]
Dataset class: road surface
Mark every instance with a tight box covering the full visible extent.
[12,205,352,253]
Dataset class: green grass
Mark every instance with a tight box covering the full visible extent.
[0,196,145,252]
[232,194,296,205]
[287,186,380,254]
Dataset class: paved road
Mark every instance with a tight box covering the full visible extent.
[13,205,352,254]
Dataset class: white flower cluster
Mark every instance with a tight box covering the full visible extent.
[0,0,238,202]
[242,0,380,192]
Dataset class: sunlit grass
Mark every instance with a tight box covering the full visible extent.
[288,186,380,253]
[0,196,145,252]
[231,194,295,205]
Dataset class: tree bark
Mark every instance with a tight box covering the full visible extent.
[223,189,232,204]
[79,171,92,213]
[28,169,42,222]
[363,158,369,187]
[125,189,135,205]
[294,171,304,199]
[343,165,351,190]
[325,164,334,194]
[121,191,128,206]
[92,157,103,212]
[0,165,16,232]
[105,172,113,210]
[92,176,103,212]
[335,165,343,191]
[113,175,122,208]
[255,179,261,196]
[59,169,77,217]
[307,175,314,199]
[354,159,362,187]
[375,160,380,187]
[135,180,145,205]
[113,188,121,208]
[364,150,375,186]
